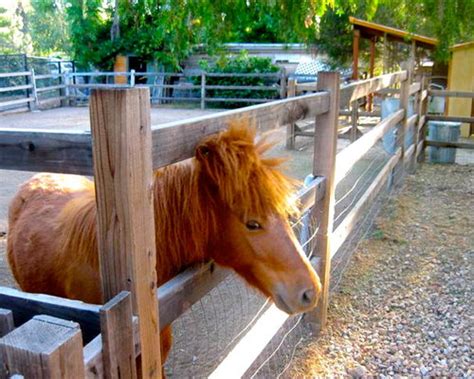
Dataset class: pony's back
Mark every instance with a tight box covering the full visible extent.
[7,173,101,303]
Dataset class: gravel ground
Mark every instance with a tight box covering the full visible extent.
[289,163,474,378]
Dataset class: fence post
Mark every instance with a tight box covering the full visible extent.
[286,78,297,149]
[201,72,206,110]
[409,74,423,173]
[90,87,162,378]
[306,71,340,332]
[350,100,359,142]
[100,291,137,379]
[30,69,39,111]
[130,69,136,87]
[0,315,85,378]
[394,69,410,184]
[279,68,287,99]
[418,75,429,163]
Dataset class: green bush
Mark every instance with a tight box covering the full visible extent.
[197,51,281,109]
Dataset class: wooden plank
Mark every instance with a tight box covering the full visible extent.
[335,109,404,184]
[416,140,424,158]
[404,143,416,162]
[425,140,474,149]
[151,91,329,168]
[90,88,162,378]
[394,72,410,183]
[352,29,360,80]
[426,115,474,124]
[409,82,421,96]
[0,128,93,174]
[100,292,136,379]
[0,98,34,108]
[331,150,401,256]
[339,109,381,117]
[0,287,100,344]
[407,114,418,129]
[350,100,359,142]
[200,72,206,110]
[0,72,30,78]
[0,315,84,378]
[306,72,340,332]
[428,90,474,99]
[286,78,297,149]
[0,309,14,338]
[340,71,407,106]
[0,85,32,93]
[204,85,278,91]
[421,89,428,101]
[418,115,426,132]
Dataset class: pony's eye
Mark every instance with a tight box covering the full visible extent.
[245,220,262,231]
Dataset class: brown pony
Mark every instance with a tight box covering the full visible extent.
[7,122,321,362]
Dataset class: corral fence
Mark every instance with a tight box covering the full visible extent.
[0,69,286,113]
[0,68,469,377]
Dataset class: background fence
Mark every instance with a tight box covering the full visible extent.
[0,68,472,378]
[0,69,286,113]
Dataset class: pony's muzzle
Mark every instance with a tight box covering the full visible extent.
[274,280,321,314]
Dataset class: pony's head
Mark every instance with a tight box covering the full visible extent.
[196,121,321,314]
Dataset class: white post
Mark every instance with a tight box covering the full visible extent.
[130,69,136,87]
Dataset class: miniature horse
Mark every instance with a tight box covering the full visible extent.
[7,122,321,362]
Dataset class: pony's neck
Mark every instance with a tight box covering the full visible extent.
[152,160,218,284]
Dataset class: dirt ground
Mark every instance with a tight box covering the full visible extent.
[288,163,474,377]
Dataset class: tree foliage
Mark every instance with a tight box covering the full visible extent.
[2,0,473,68]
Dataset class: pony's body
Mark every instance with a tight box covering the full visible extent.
[7,124,321,362]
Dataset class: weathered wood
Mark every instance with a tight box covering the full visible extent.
[416,140,424,158]
[340,71,407,106]
[204,85,278,91]
[151,91,330,168]
[29,69,39,111]
[0,309,14,338]
[0,85,32,93]
[204,97,269,103]
[352,29,360,80]
[428,90,474,98]
[426,115,474,124]
[306,72,340,332]
[0,315,84,378]
[100,292,136,379]
[404,143,416,162]
[0,287,100,344]
[295,176,326,213]
[0,129,93,174]
[425,140,474,149]
[418,115,427,132]
[394,71,410,183]
[335,109,404,185]
[339,109,381,117]
[350,100,359,142]
[90,88,162,378]
[420,89,428,101]
[286,78,297,149]
[331,149,401,256]
[280,69,287,99]
[409,82,421,96]
[407,114,418,130]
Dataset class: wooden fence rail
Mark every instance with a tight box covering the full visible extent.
[0,69,434,378]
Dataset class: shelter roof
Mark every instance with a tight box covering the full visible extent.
[349,16,438,49]
[450,41,474,51]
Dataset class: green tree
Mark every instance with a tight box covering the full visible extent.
[0,6,15,54]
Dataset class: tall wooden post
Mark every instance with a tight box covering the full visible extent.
[352,29,360,81]
[279,68,287,99]
[90,88,162,378]
[286,78,297,149]
[395,69,410,184]
[367,37,376,111]
[307,72,340,332]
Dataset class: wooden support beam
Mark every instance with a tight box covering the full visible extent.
[0,309,14,338]
[100,292,136,379]
[352,29,360,80]
[394,70,410,184]
[367,37,376,111]
[286,78,297,149]
[306,72,340,332]
[0,315,84,378]
[90,88,162,378]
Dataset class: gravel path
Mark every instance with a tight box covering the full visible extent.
[290,164,473,378]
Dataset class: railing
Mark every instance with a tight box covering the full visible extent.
[0,69,426,377]
[0,69,286,112]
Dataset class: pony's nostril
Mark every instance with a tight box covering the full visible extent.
[300,289,315,306]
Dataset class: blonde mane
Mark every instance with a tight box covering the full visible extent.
[55,121,297,284]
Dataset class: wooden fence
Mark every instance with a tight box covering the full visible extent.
[0,69,431,377]
[0,70,285,113]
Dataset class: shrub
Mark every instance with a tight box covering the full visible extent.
[197,51,281,109]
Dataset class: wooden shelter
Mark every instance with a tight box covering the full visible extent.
[447,41,474,137]
[349,17,438,80]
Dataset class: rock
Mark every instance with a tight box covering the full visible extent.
[420,366,429,376]
[348,365,368,378]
